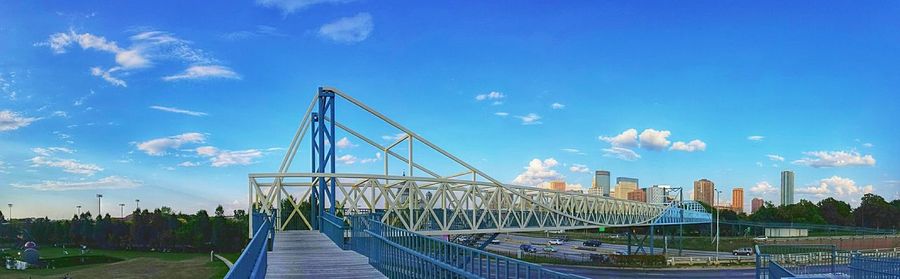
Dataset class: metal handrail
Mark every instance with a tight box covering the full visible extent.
[225,214,272,279]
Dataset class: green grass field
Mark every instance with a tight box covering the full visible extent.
[1,247,230,279]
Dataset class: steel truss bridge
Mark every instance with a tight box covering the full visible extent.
[248,87,711,236]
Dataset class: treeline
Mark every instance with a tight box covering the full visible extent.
[0,205,249,253]
[711,193,900,230]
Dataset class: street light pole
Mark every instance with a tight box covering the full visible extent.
[96,194,103,218]
[76,205,82,216]
[135,199,140,210]
[715,189,722,263]
[7,204,11,221]
[119,203,126,218]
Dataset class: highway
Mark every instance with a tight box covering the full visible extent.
[544,265,756,278]
[484,234,745,261]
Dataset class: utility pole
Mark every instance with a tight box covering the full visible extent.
[119,203,126,218]
[96,194,103,217]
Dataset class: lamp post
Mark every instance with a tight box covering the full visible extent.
[119,203,126,218]
[715,189,722,263]
[96,194,103,217]
[76,205,82,216]
[135,199,140,210]
[6,204,11,221]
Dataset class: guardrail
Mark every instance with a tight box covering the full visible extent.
[225,214,273,279]
[321,211,348,249]
[349,214,587,279]
[667,255,754,266]
[721,220,898,235]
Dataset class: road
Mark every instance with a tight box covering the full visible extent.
[484,234,743,261]
[544,265,756,278]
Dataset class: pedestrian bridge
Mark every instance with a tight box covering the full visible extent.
[227,87,711,278]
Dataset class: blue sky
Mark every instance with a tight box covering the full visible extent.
[1,1,898,219]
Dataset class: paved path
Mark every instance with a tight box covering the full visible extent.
[266,231,386,279]
[215,253,234,268]
[545,265,756,278]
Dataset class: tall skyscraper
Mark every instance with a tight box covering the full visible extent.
[693,179,715,206]
[614,177,639,199]
[752,198,764,213]
[646,185,666,204]
[549,181,567,192]
[781,170,795,205]
[732,188,744,213]
[593,170,611,197]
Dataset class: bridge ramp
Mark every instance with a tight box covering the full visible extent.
[266,231,386,279]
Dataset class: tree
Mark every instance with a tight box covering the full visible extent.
[853,194,898,229]
[817,198,853,226]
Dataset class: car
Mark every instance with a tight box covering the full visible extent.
[614,250,627,255]
[733,247,754,256]
[549,239,565,245]
[753,236,768,241]
[582,240,602,247]
[519,244,538,253]
[543,245,557,252]
[490,239,500,244]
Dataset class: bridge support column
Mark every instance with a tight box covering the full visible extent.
[311,87,337,230]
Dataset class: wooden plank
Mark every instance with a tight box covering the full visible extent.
[266,231,386,279]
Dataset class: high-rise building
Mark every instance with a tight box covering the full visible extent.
[549,181,567,192]
[614,177,639,199]
[752,198,764,213]
[593,170,611,197]
[732,188,744,213]
[781,171,794,206]
[646,185,667,204]
[627,189,646,202]
[693,179,715,206]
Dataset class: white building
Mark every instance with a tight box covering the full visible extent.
[647,185,668,204]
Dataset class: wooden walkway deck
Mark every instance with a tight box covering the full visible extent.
[266,231,386,279]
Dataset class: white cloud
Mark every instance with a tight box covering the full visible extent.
[638,129,671,150]
[0,110,39,131]
[209,149,263,167]
[747,135,765,141]
[561,148,580,153]
[512,158,563,186]
[336,154,357,165]
[12,176,141,191]
[359,152,381,164]
[220,25,285,41]
[32,147,74,156]
[602,147,641,161]
[494,112,509,117]
[381,133,406,141]
[766,154,785,162]
[670,139,706,152]
[29,156,103,175]
[792,151,876,168]
[750,181,777,194]
[1,72,19,100]
[569,163,589,173]
[862,143,874,148]
[150,105,208,116]
[178,161,201,167]
[475,91,505,102]
[162,65,240,81]
[551,103,565,109]
[336,137,357,149]
[137,132,206,156]
[515,113,542,125]
[318,13,373,43]
[798,176,874,201]
[195,146,219,156]
[599,129,638,148]
[256,0,352,15]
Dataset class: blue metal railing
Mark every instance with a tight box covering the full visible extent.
[321,211,348,249]
[766,260,794,279]
[349,214,587,279]
[848,253,900,278]
[225,214,272,279]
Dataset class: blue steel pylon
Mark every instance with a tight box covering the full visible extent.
[310,87,337,230]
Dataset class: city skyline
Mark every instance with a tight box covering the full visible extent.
[2,1,898,219]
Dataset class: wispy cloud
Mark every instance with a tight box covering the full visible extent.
[602,147,641,161]
[318,13,373,43]
[12,176,141,191]
[476,91,505,105]
[0,110,38,131]
[494,112,509,117]
[28,147,102,176]
[515,113,542,125]
[220,25,285,41]
[792,151,875,168]
[256,0,354,15]
[670,140,706,152]
[162,65,240,81]
[150,105,208,117]
[766,154,785,162]
[747,135,765,141]
[551,102,565,109]
[137,132,206,156]
[569,163,589,173]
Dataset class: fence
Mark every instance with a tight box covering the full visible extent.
[349,214,587,279]
[321,211,348,249]
[225,213,273,279]
[755,244,900,279]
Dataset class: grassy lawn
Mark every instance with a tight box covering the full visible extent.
[1,247,230,279]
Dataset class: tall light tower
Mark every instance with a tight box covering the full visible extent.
[715,189,722,263]
[6,204,11,221]
[76,205,82,216]
[135,199,140,210]
[119,203,126,218]
[96,194,103,217]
